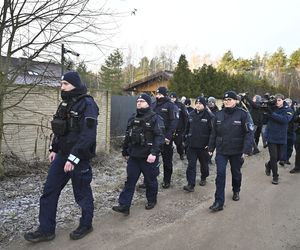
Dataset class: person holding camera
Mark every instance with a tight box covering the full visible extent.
[264,94,293,184]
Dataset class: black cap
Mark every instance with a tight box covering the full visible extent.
[223,91,238,100]
[156,87,168,96]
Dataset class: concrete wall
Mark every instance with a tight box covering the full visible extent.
[2,86,110,161]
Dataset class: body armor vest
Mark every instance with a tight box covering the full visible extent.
[51,94,89,136]
[128,111,156,146]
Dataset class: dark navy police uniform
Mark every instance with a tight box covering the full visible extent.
[40,90,99,234]
[173,100,188,159]
[153,96,178,186]
[118,107,164,209]
[209,106,253,206]
[185,108,214,186]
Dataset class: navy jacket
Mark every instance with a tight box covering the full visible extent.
[153,97,179,140]
[51,96,99,164]
[174,101,188,132]
[185,109,214,149]
[208,107,254,155]
[266,105,293,144]
[122,108,165,158]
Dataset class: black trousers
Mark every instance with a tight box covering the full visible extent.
[161,142,174,184]
[294,142,300,170]
[267,143,284,178]
[254,125,262,145]
[186,147,209,186]
[174,132,184,156]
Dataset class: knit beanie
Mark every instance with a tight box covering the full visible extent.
[137,93,152,106]
[195,96,206,107]
[156,87,168,96]
[61,71,83,89]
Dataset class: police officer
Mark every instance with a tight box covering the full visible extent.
[184,98,194,114]
[24,71,99,242]
[208,91,253,212]
[183,97,214,192]
[112,94,164,215]
[154,87,179,188]
[170,92,188,160]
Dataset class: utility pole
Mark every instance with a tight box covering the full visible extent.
[61,43,80,76]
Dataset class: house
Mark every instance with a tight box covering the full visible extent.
[123,70,174,95]
[1,56,61,87]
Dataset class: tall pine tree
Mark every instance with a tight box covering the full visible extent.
[169,54,192,97]
[99,49,124,94]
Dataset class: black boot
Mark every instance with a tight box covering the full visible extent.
[209,202,223,212]
[112,205,130,215]
[290,168,300,174]
[272,177,279,185]
[232,192,240,201]
[162,182,170,189]
[145,201,157,210]
[137,183,146,189]
[183,185,194,192]
[70,225,93,240]
[199,179,207,186]
[24,229,55,243]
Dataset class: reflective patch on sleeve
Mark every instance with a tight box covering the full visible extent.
[287,112,293,115]
[68,154,80,164]
[248,123,255,131]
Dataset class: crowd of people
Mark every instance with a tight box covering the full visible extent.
[24,71,300,243]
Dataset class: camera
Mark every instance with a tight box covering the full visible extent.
[261,95,276,109]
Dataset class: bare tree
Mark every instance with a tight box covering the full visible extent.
[0,0,126,177]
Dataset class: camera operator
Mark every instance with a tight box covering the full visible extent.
[290,102,300,174]
[278,98,296,166]
[264,94,293,185]
[241,94,264,154]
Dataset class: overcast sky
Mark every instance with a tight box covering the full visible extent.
[81,0,300,71]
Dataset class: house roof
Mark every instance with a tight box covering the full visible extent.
[1,56,62,87]
[124,70,174,91]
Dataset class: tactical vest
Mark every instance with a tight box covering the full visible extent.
[51,94,89,136]
[128,111,156,146]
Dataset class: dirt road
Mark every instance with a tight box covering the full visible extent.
[7,149,300,250]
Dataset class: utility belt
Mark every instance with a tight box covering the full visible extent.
[51,111,80,136]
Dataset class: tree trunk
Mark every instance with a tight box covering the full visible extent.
[0,94,4,179]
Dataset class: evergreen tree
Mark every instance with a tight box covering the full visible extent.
[169,54,192,97]
[99,49,124,94]
[76,61,98,89]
